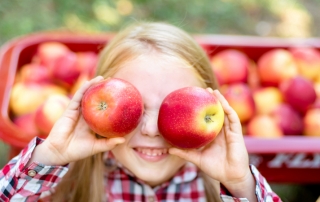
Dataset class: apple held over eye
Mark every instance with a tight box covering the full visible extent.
[158,87,225,149]
[81,78,144,138]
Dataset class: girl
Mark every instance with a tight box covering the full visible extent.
[0,22,281,202]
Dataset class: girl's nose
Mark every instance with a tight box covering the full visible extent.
[141,111,160,137]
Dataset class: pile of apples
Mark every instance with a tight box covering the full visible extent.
[8,40,320,140]
[211,48,320,138]
[9,42,98,139]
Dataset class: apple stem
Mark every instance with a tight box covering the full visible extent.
[98,102,107,110]
[205,115,214,123]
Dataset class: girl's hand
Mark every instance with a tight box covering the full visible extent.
[169,89,257,200]
[28,76,125,166]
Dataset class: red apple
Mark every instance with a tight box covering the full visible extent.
[221,83,255,123]
[253,87,283,115]
[303,108,320,137]
[280,76,317,114]
[51,52,81,88]
[34,94,71,135]
[76,51,98,78]
[211,49,249,85]
[17,63,52,84]
[12,113,39,138]
[257,49,298,86]
[69,72,91,96]
[310,98,320,110]
[290,47,320,82]
[81,78,143,138]
[316,73,320,84]
[10,82,68,116]
[158,87,225,149]
[246,115,283,138]
[34,42,71,68]
[270,104,303,135]
[314,82,320,98]
[247,60,261,90]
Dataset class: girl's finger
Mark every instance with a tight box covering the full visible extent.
[68,76,104,111]
[206,87,214,94]
[207,88,238,123]
[169,148,201,165]
[93,137,126,154]
[51,76,105,134]
[212,90,235,116]
[212,90,242,133]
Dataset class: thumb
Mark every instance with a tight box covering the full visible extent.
[169,148,200,165]
[93,137,126,154]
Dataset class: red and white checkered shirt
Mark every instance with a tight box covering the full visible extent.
[0,137,282,202]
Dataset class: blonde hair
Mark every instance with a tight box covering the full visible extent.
[52,21,221,202]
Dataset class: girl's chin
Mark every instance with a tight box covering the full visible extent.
[132,162,186,187]
[134,171,172,187]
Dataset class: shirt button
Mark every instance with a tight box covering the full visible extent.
[27,170,37,177]
[147,196,155,202]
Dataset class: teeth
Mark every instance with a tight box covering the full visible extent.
[136,148,168,156]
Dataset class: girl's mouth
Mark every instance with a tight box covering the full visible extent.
[134,147,169,162]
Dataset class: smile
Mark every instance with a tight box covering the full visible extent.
[134,147,169,162]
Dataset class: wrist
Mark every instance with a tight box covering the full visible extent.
[27,141,66,166]
[222,170,257,199]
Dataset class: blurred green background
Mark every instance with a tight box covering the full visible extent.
[1,0,320,45]
[1,0,320,201]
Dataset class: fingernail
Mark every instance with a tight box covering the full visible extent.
[206,88,214,93]
[117,138,125,144]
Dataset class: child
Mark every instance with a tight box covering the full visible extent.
[0,22,281,202]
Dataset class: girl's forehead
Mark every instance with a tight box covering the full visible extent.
[113,54,203,98]
[115,54,201,80]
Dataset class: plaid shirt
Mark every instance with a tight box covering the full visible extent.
[0,137,281,202]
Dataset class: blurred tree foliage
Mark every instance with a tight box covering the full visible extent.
[1,0,320,45]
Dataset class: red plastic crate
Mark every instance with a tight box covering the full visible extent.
[1,32,320,183]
